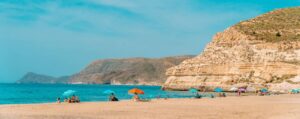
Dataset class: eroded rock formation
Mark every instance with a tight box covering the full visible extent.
[163,7,300,92]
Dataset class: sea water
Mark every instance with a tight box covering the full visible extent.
[0,84,190,104]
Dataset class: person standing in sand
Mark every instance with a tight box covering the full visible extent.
[133,93,140,102]
[237,90,241,96]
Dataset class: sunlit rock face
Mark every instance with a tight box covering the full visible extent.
[163,7,300,92]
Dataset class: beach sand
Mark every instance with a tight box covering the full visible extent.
[1,94,300,119]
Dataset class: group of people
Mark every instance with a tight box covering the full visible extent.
[56,93,140,103]
[193,92,225,99]
[257,90,269,96]
[57,95,80,103]
[57,88,273,104]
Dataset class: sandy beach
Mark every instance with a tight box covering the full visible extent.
[0,94,300,119]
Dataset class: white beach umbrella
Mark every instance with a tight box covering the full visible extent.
[229,87,238,91]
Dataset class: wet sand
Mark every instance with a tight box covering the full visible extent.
[0,94,300,119]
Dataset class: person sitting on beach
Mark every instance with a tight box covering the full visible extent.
[109,93,119,101]
[71,95,76,103]
[75,96,80,103]
[217,92,226,97]
[259,90,268,96]
[195,93,202,99]
[68,98,72,103]
[218,93,224,97]
[211,94,215,98]
[222,92,226,97]
[133,93,140,102]
[64,98,68,103]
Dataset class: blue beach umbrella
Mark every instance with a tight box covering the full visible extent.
[103,90,115,95]
[62,90,76,97]
[214,88,223,92]
[189,88,198,94]
[261,88,268,93]
[290,89,299,93]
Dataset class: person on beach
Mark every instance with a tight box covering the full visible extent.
[109,93,119,101]
[194,93,202,99]
[222,92,226,97]
[237,90,241,96]
[64,98,68,103]
[75,96,80,103]
[71,95,76,103]
[218,93,226,97]
[210,94,215,98]
[57,97,61,103]
[68,98,71,103]
[133,93,140,102]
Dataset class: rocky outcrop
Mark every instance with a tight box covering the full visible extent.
[163,7,300,92]
[69,56,194,85]
[16,72,70,84]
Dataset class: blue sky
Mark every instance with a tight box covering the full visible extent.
[1,0,300,82]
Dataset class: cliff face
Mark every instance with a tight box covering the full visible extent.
[163,7,300,92]
[16,72,69,84]
[69,56,194,85]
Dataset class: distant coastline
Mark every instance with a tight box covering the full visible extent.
[16,55,194,86]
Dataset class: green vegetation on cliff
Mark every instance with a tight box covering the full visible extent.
[235,7,300,42]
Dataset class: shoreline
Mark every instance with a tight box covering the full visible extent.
[0,92,278,106]
[0,94,278,106]
[1,94,300,119]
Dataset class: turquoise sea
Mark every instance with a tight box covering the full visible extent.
[0,84,190,105]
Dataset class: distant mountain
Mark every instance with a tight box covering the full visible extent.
[17,55,194,85]
[16,72,69,84]
[69,55,194,85]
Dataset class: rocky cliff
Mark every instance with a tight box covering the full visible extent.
[163,7,300,92]
[17,72,70,84]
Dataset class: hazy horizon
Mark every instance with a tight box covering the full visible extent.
[1,0,300,83]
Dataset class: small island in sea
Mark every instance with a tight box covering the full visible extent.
[1,1,300,119]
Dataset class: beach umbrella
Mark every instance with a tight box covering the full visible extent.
[238,88,247,92]
[261,88,268,93]
[290,89,299,93]
[62,90,76,97]
[214,88,223,92]
[229,87,238,92]
[189,88,198,94]
[103,90,115,95]
[128,88,144,95]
